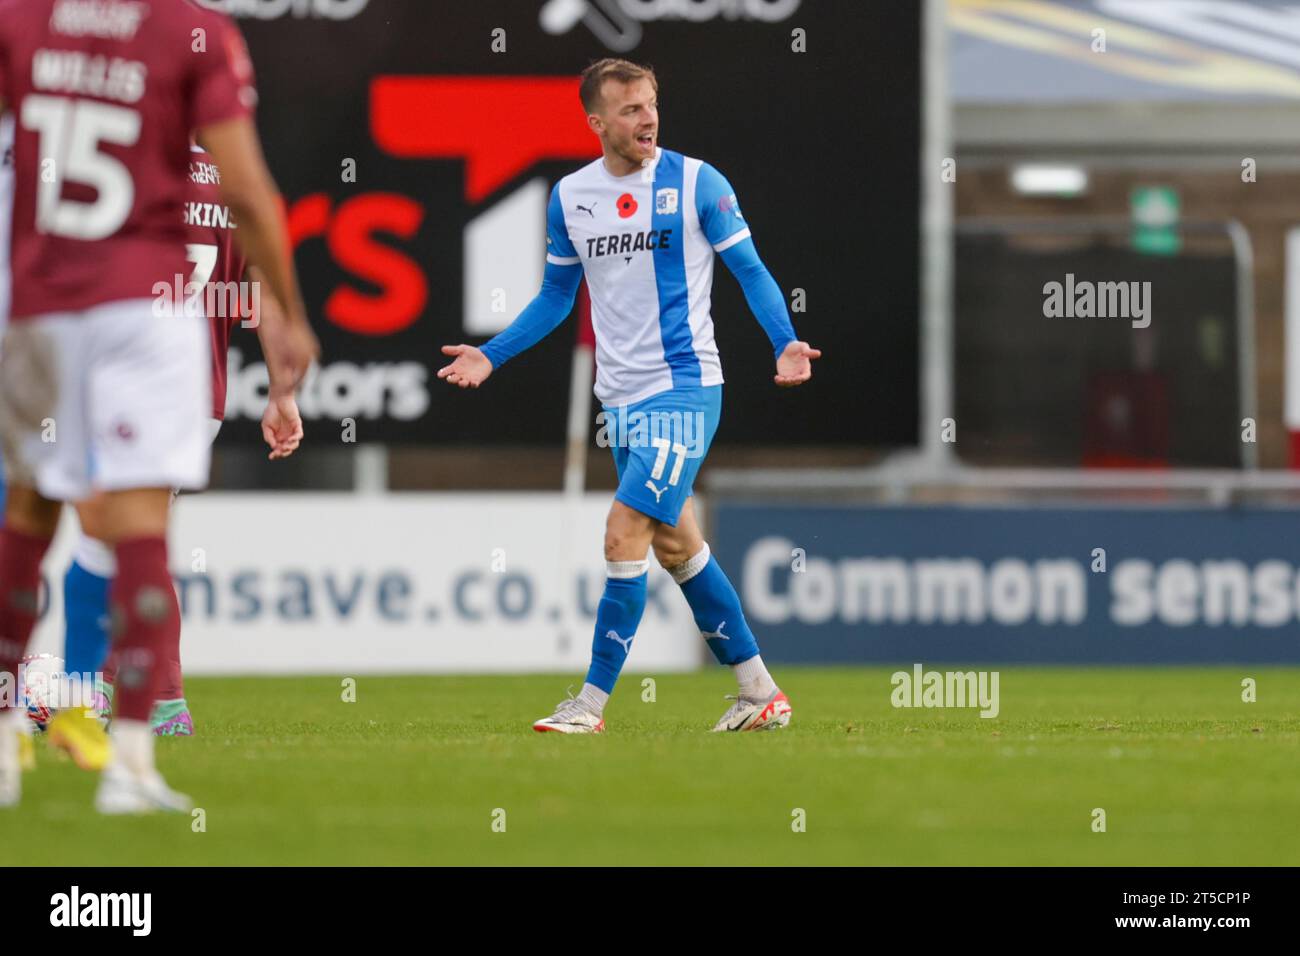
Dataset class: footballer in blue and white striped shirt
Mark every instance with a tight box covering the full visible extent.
[440,58,820,734]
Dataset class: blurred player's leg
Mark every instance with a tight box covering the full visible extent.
[63,534,113,692]
[79,299,209,814]
[61,521,194,739]
[62,413,221,741]
[0,458,31,779]
[46,530,114,770]
[46,525,114,770]
[0,314,77,805]
[50,506,122,768]
[0,486,61,806]
[94,490,190,813]
[655,499,790,732]
[533,502,656,734]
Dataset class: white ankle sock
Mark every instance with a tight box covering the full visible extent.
[110,720,154,775]
[577,682,609,715]
[733,655,777,699]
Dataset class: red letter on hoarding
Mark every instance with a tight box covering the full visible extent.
[370,76,596,202]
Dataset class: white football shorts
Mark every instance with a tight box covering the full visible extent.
[0,298,212,501]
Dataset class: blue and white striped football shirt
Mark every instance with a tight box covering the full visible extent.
[546,147,753,406]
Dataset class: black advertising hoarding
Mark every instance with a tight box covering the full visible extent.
[209,0,920,447]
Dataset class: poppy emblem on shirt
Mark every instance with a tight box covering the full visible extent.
[616,193,638,218]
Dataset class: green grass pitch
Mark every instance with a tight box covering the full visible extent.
[5,667,1299,866]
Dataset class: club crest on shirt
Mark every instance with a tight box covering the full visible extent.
[655,187,679,215]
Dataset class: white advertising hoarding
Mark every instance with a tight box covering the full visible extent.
[29,493,703,675]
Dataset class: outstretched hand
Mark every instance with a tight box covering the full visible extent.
[774,340,821,387]
[437,344,494,389]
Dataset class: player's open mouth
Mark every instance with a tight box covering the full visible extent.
[637,133,655,148]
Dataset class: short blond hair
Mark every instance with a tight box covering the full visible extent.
[579,58,658,113]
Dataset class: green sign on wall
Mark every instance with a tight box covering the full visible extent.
[1131,186,1181,256]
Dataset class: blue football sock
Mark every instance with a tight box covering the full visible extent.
[63,559,111,681]
[677,553,761,666]
[584,567,648,695]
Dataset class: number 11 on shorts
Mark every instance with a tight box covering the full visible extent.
[650,436,688,486]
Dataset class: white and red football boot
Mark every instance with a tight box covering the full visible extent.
[711,689,792,732]
[533,693,606,734]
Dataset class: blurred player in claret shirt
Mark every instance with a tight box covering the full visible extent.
[0,0,318,813]
[51,142,305,756]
